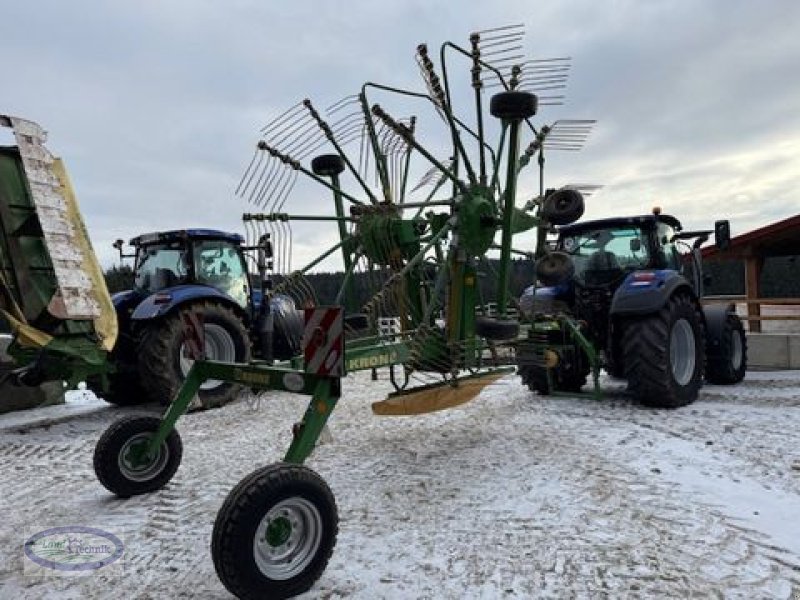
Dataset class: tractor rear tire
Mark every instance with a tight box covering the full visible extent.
[138,302,251,410]
[622,294,705,408]
[212,463,338,600]
[705,313,747,384]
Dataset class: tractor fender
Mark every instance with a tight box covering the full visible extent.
[130,285,247,322]
[111,289,141,313]
[610,270,694,317]
[702,302,738,360]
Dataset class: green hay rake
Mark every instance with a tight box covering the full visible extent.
[93,24,594,599]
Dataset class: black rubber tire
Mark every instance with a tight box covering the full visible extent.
[705,314,747,384]
[475,316,520,341]
[536,252,575,287]
[558,366,589,393]
[138,301,251,410]
[489,91,538,120]
[93,415,183,498]
[212,463,338,600]
[518,364,551,395]
[541,188,585,226]
[311,154,345,177]
[622,294,705,408]
[86,372,146,406]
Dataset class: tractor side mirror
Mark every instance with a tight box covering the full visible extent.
[630,238,641,252]
[112,239,135,263]
[714,220,731,251]
[257,233,273,272]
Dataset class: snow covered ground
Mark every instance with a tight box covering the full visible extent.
[1,370,799,599]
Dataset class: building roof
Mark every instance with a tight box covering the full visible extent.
[702,213,800,260]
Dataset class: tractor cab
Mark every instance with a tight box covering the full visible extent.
[557,214,685,290]
[128,230,251,310]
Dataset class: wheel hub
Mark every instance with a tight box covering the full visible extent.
[253,497,323,580]
[118,433,168,482]
[179,322,237,391]
[669,318,696,386]
[730,330,743,370]
[266,516,292,547]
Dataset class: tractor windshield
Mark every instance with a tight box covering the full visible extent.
[193,240,249,307]
[134,242,190,293]
[560,226,651,286]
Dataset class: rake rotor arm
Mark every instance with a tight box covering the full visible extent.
[364,80,497,181]
[256,141,365,206]
[415,43,477,187]
[357,90,393,203]
[302,99,378,205]
[371,104,470,197]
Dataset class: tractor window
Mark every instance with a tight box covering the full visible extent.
[134,242,189,293]
[655,222,682,271]
[561,227,650,286]
[193,240,249,307]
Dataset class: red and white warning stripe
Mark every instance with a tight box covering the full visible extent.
[181,310,206,361]
[303,307,344,377]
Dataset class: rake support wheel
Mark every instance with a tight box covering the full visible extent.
[212,463,338,600]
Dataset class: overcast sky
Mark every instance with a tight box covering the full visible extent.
[2,0,799,270]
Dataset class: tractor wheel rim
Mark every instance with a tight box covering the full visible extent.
[669,318,696,386]
[118,433,168,482]
[730,330,743,370]
[253,497,323,581]
[179,323,237,391]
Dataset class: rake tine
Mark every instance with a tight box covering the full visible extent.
[526,84,567,92]
[473,23,524,36]
[259,102,305,134]
[262,110,309,145]
[237,147,267,199]
[275,169,298,213]
[247,155,279,207]
[255,160,288,209]
[476,29,524,42]
[251,157,283,208]
[267,165,294,212]
[326,95,360,115]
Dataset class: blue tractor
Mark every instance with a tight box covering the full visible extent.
[90,229,302,408]
[517,209,747,407]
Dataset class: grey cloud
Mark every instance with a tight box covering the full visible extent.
[1,0,798,268]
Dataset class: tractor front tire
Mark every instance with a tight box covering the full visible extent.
[622,294,705,408]
[87,372,146,406]
[212,463,338,600]
[138,302,251,410]
[705,313,747,384]
[93,415,183,497]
